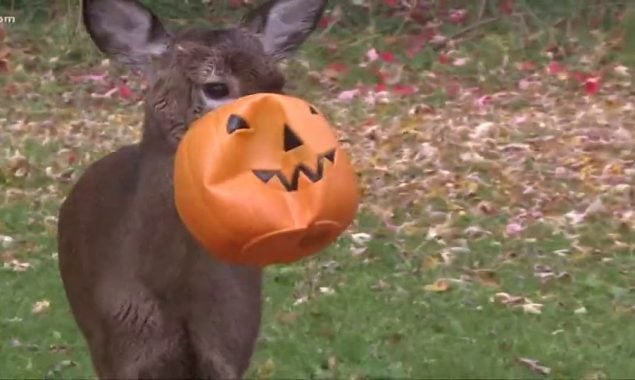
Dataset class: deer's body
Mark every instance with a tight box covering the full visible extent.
[58,1,325,378]
[59,144,262,378]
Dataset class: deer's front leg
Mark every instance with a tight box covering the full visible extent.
[185,259,263,379]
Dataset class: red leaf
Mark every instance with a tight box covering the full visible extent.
[0,58,9,74]
[379,51,396,63]
[68,152,77,165]
[517,61,536,71]
[317,16,333,28]
[448,8,468,24]
[445,82,461,98]
[392,84,417,96]
[327,62,349,73]
[547,61,565,75]
[584,76,601,95]
[383,0,399,7]
[438,53,451,65]
[374,83,387,92]
[498,0,514,15]
[405,34,430,58]
[118,84,134,100]
[3,83,18,96]
[374,69,388,84]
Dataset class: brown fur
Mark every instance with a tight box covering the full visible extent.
[57,1,326,378]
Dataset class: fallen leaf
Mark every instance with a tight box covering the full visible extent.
[276,311,299,324]
[32,300,51,314]
[421,255,440,271]
[470,269,500,288]
[505,222,524,236]
[574,306,588,314]
[351,232,372,246]
[337,88,360,101]
[3,259,31,272]
[521,303,543,314]
[584,76,602,95]
[424,278,452,292]
[516,357,551,375]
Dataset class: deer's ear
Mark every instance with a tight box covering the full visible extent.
[242,0,327,61]
[82,0,171,70]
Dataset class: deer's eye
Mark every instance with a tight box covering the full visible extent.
[202,82,230,99]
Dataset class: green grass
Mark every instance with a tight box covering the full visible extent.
[3,211,635,378]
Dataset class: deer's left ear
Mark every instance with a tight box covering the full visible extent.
[242,0,327,61]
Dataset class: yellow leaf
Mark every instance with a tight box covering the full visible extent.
[421,255,440,271]
[465,180,479,195]
[579,164,595,180]
[424,279,451,292]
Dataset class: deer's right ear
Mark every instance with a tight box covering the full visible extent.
[83,0,171,71]
[242,0,327,61]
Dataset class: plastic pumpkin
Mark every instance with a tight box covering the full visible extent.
[174,93,359,266]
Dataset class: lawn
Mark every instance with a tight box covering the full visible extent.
[2,1,635,379]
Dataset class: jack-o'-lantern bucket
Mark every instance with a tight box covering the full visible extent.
[174,93,359,266]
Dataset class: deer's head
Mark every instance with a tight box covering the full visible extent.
[83,0,327,149]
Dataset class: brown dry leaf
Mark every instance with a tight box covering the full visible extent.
[424,278,451,292]
[276,311,299,325]
[371,279,390,291]
[7,152,29,178]
[0,46,9,60]
[0,46,9,74]
[0,58,8,74]
[470,269,500,288]
[516,357,551,376]
[0,250,16,263]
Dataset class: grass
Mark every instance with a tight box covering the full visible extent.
[2,1,635,379]
[3,211,635,378]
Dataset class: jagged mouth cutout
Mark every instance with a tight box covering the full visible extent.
[252,149,335,191]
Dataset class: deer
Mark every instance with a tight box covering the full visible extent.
[57,0,327,378]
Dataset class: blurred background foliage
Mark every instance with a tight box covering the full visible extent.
[0,0,634,110]
[0,0,631,48]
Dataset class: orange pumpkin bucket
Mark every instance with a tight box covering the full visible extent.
[174,93,359,266]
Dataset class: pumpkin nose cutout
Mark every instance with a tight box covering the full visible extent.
[283,124,303,151]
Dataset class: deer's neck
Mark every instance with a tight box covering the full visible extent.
[134,113,180,215]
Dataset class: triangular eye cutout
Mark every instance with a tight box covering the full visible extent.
[323,149,336,162]
[227,114,250,134]
[283,124,303,151]
[309,105,319,114]
[253,170,276,183]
